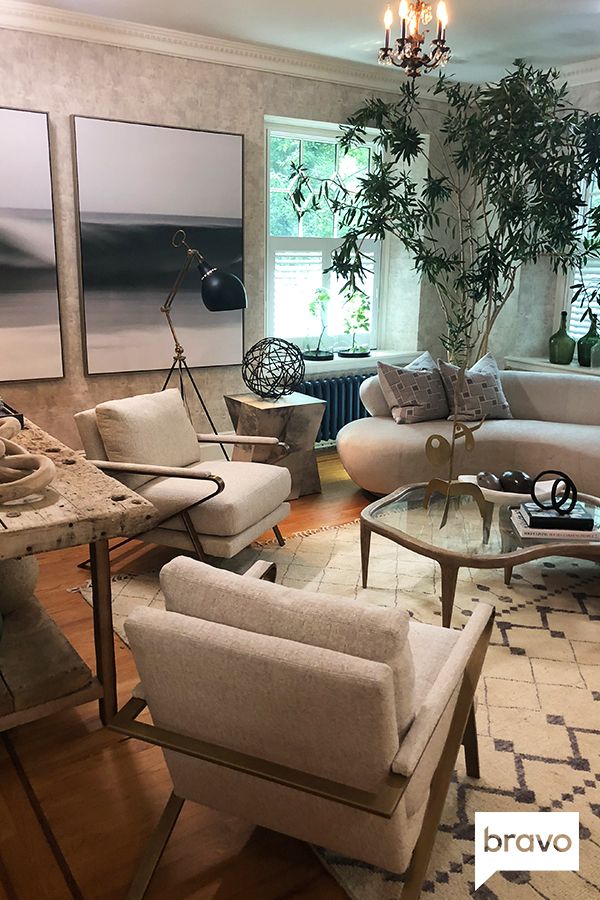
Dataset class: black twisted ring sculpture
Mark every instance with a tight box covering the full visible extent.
[531,470,578,515]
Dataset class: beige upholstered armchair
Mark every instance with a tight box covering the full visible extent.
[74,389,292,561]
[111,556,494,899]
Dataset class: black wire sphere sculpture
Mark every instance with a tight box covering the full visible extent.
[242,338,306,400]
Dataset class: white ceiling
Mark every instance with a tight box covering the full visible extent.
[16,0,600,83]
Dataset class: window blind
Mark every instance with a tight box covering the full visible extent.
[569,184,600,341]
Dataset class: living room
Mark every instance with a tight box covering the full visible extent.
[0,1,599,898]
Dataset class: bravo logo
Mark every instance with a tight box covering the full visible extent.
[474,812,579,889]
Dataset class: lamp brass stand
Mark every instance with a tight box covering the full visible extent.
[161,230,228,459]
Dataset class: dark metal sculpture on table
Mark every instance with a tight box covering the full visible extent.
[242,339,305,401]
[531,470,578,514]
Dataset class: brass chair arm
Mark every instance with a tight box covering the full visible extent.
[88,460,225,493]
[109,696,407,818]
[196,434,290,453]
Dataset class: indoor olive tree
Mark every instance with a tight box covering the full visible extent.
[290,61,600,364]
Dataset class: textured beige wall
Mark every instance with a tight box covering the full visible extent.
[3,26,561,443]
[0,28,407,447]
[570,81,600,113]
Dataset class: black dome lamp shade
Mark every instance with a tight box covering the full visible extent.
[160,229,247,459]
[197,259,247,312]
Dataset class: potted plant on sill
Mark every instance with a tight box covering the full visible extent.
[303,287,334,361]
[338,290,371,358]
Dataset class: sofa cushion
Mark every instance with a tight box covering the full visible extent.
[501,369,600,426]
[160,556,416,735]
[337,415,600,496]
[378,352,449,424]
[95,389,201,489]
[137,459,291,536]
[438,353,512,421]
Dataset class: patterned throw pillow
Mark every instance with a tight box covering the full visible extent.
[437,353,513,421]
[377,352,450,424]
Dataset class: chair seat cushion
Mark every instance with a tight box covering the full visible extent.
[137,460,291,537]
[95,389,201,489]
[159,556,415,735]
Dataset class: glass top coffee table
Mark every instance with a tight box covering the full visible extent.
[360,483,600,628]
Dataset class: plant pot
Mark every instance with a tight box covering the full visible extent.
[337,349,371,359]
[302,349,335,361]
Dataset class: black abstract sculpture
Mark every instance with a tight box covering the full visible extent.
[242,338,305,400]
[531,470,578,515]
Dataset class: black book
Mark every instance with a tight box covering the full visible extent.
[519,501,595,531]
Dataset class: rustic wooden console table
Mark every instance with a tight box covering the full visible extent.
[0,422,156,729]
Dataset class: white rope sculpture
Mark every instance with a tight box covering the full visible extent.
[0,417,56,504]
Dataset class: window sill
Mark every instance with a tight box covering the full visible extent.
[504,355,600,377]
[303,350,421,377]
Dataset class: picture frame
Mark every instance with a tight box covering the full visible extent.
[0,106,64,382]
[73,115,244,376]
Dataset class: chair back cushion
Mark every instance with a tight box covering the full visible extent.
[74,407,108,462]
[160,556,415,735]
[94,389,201,489]
[126,606,400,792]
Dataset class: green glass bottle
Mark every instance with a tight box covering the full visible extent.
[577,313,600,367]
[548,311,575,365]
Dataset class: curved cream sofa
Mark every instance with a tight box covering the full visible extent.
[337,369,600,496]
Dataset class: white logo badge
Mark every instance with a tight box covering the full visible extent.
[474,811,579,889]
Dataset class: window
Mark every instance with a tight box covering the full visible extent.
[266,122,380,352]
[568,181,600,341]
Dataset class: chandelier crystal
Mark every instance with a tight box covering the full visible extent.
[378,0,451,78]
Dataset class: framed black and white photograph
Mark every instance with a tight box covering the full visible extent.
[0,107,63,382]
[73,116,244,375]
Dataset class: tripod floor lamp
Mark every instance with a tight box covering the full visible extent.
[161,229,247,459]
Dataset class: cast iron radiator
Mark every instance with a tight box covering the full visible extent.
[296,373,375,443]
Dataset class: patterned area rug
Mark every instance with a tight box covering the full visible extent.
[78,523,600,899]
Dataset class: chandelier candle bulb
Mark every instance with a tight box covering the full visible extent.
[436,0,448,39]
[384,6,393,49]
[399,0,408,37]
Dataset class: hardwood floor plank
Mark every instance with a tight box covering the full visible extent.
[2,452,363,899]
[0,738,75,899]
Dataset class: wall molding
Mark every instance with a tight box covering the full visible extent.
[560,57,600,86]
[0,0,402,92]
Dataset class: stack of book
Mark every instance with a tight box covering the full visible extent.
[511,501,600,542]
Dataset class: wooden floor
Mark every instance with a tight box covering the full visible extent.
[0,451,370,900]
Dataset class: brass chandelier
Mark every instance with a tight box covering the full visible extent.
[378,0,450,77]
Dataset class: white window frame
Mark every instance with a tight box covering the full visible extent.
[265,118,382,350]
[566,181,600,340]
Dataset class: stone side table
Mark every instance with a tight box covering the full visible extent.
[224,392,326,500]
